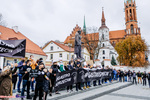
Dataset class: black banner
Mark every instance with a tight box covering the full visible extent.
[54,68,112,90]
[0,39,26,58]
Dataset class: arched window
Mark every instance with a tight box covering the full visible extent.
[130,9,132,20]
[131,24,134,34]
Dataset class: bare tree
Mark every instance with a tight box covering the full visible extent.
[0,13,7,26]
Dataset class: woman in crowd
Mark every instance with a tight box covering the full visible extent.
[147,72,150,88]
[43,68,50,100]
[12,70,18,90]
[49,62,60,96]
[65,62,74,92]
[0,63,18,100]
[124,71,128,82]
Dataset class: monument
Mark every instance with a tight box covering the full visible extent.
[74,30,85,62]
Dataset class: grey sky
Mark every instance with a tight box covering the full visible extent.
[0,0,149,47]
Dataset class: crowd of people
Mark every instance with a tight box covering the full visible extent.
[0,56,150,100]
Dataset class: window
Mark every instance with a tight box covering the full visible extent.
[103,43,105,47]
[50,54,53,59]
[50,46,53,50]
[67,54,69,60]
[131,24,134,34]
[103,57,105,59]
[72,55,74,59]
[59,53,62,57]
[103,50,105,55]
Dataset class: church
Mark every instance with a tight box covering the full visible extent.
[64,0,141,66]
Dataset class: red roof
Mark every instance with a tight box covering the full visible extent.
[0,25,46,56]
[109,30,126,39]
[43,41,74,52]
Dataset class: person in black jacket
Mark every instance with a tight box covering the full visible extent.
[33,63,46,100]
[43,68,50,100]
[142,71,147,86]
[75,62,82,91]
[137,71,142,84]
[49,62,60,96]
[128,70,132,82]
[20,60,32,99]
[147,72,150,88]
[12,71,18,90]
[65,62,74,92]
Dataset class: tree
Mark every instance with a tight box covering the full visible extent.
[0,13,7,26]
[115,35,149,67]
[111,55,117,65]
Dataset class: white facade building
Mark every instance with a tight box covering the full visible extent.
[42,41,90,65]
[95,9,118,67]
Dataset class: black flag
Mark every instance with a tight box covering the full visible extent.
[0,39,26,58]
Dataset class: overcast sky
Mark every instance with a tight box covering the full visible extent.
[0,0,150,47]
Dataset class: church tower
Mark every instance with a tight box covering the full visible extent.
[124,0,140,35]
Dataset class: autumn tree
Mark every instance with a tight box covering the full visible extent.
[115,36,149,67]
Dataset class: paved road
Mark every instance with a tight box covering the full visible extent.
[94,84,150,100]
[11,82,150,100]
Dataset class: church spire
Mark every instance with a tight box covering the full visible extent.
[101,7,106,26]
[83,15,86,34]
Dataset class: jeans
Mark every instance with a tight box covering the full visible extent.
[143,78,146,86]
[133,77,137,84]
[31,79,35,91]
[33,82,43,100]
[124,76,127,82]
[148,80,150,88]
[21,80,30,96]
[87,81,90,86]
[17,74,22,91]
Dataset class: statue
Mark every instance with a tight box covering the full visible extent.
[74,30,82,59]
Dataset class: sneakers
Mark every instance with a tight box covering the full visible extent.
[83,86,86,89]
[87,86,89,88]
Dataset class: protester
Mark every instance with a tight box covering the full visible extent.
[17,58,25,93]
[128,70,132,82]
[43,68,50,100]
[12,71,18,90]
[137,71,142,84]
[92,64,97,86]
[33,63,46,100]
[58,58,65,72]
[65,62,74,92]
[49,62,60,96]
[29,55,38,92]
[147,72,150,88]
[0,63,18,100]
[142,71,147,86]
[75,61,82,91]
[20,60,32,99]
[132,70,137,84]
[124,71,128,82]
